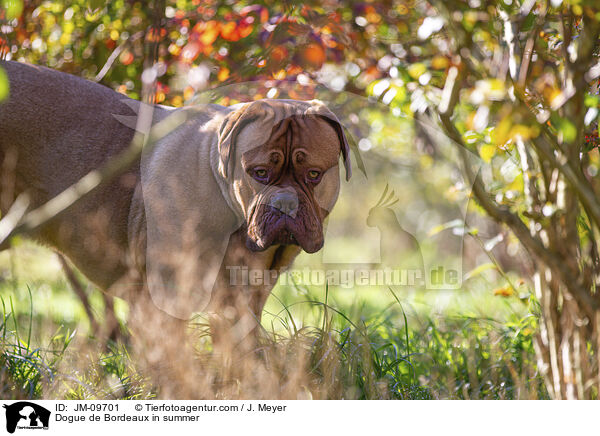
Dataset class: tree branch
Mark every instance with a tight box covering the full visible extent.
[94,30,144,83]
[0,106,186,249]
[436,64,598,320]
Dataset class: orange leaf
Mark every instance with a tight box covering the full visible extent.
[218,67,230,82]
[299,42,326,69]
[272,69,286,80]
[287,64,303,75]
[493,286,514,297]
[183,86,195,101]
[238,21,253,38]
[168,43,181,56]
[271,46,288,62]
[199,24,219,45]
[324,38,337,48]
[119,50,134,65]
[180,42,201,62]
[260,8,269,23]
[220,22,239,41]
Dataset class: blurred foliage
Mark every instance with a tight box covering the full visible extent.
[1,0,598,185]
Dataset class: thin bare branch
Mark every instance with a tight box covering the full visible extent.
[518,4,548,89]
[0,109,186,248]
[94,30,144,83]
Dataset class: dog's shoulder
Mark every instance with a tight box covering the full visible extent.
[0,60,123,105]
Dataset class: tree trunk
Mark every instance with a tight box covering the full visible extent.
[533,266,599,399]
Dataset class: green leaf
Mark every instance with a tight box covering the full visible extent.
[463,130,483,145]
[556,117,577,143]
[585,94,600,108]
[1,0,23,20]
[521,12,536,32]
[87,0,105,12]
[428,219,465,236]
[407,63,426,80]
[479,144,496,163]
[0,67,9,102]
[464,263,497,280]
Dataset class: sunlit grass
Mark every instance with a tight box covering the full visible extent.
[0,243,546,399]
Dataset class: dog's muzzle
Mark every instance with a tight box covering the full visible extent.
[269,191,299,218]
[246,187,323,253]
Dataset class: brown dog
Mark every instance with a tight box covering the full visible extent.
[0,61,351,351]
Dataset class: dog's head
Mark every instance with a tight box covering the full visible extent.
[217,99,351,253]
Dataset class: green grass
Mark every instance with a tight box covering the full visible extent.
[0,243,547,399]
[0,290,72,398]
[259,287,545,399]
[0,290,148,399]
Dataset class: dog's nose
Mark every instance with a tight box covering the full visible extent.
[270,191,299,217]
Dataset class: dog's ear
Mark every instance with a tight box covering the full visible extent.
[217,103,262,179]
[306,100,352,181]
[324,117,352,181]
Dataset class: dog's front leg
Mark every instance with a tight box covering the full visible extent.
[208,228,301,358]
[122,281,199,398]
[209,229,274,357]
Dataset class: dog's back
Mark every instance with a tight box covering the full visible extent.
[0,61,140,200]
[0,61,143,289]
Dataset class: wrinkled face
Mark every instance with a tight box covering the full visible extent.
[231,115,343,253]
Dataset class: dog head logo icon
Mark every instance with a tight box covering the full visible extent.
[2,402,50,433]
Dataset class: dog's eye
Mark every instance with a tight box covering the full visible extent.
[307,170,321,181]
[253,168,269,181]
